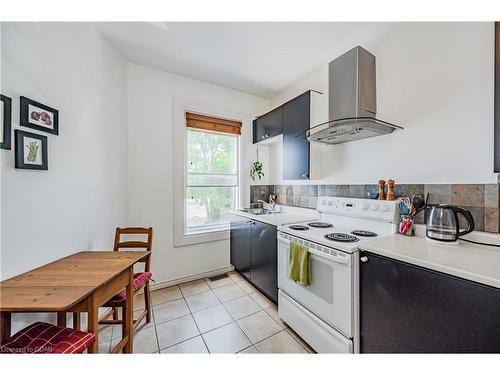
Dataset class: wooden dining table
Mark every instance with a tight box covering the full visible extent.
[0,250,149,353]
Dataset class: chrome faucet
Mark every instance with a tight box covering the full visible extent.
[258,195,277,211]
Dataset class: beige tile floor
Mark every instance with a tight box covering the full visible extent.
[98,271,314,354]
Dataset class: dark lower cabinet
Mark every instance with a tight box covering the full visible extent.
[360,251,500,353]
[249,221,278,302]
[229,219,252,280]
[230,219,278,304]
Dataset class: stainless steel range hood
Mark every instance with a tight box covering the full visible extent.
[307,46,403,144]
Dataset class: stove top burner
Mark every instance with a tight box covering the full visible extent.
[351,230,378,237]
[308,222,333,228]
[324,233,359,243]
[289,225,310,231]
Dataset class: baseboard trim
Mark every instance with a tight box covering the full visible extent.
[149,265,235,291]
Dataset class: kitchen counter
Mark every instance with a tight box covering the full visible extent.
[229,208,318,227]
[358,234,500,289]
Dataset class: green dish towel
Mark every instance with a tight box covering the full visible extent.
[288,242,310,286]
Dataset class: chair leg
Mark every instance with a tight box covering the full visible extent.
[112,307,119,320]
[73,312,81,330]
[57,312,67,327]
[144,282,152,323]
[121,306,127,346]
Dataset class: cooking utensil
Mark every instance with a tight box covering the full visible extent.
[410,193,425,216]
[396,198,409,215]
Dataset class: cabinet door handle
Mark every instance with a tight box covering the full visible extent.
[360,256,369,263]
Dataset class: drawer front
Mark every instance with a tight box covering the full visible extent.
[278,290,353,353]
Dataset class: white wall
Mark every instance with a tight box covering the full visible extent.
[127,63,269,285]
[265,22,496,185]
[1,23,128,281]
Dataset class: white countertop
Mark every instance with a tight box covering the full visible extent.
[229,207,318,227]
[358,234,500,289]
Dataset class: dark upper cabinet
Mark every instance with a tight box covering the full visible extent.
[253,106,283,143]
[230,218,278,304]
[283,92,311,180]
[360,251,500,353]
[252,90,323,180]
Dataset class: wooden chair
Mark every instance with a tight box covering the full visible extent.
[99,227,153,333]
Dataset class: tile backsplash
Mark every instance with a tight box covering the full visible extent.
[250,183,500,233]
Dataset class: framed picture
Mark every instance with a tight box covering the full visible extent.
[1,94,12,150]
[20,96,59,135]
[15,130,48,170]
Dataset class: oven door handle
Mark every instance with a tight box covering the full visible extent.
[278,238,350,265]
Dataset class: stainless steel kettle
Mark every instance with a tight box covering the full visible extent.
[425,204,475,242]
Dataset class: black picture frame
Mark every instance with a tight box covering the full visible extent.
[0,94,12,150]
[15,130,48,170]
[20,96,59,135]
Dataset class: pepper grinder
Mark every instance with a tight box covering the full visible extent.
[386,179,396,201]
[378,180,386,200]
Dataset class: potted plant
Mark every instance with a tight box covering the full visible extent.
[250,146,264,181]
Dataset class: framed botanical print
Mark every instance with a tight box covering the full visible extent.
[20,96,59,135]
[15,130,48,170]
[1,94,12,150]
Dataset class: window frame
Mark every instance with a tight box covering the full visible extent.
[185,127,240,235]
[173,98,249,247]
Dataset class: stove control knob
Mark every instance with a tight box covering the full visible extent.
[371,204,379,211]
[381,205,389,212]
[362,202,370,211]
[327,201,333,206]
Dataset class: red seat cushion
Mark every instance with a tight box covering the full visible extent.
[106,271,152,304]
[0,322,95,354]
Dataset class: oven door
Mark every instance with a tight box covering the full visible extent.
[277,232,353,337]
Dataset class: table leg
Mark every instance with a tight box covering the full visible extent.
[57,312,67,327]
[124,268,134,353]
[0,312,11,344]
[87,295,99,353]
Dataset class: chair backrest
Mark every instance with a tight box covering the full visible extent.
[113,227,153,272]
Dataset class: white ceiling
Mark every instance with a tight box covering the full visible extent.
[98,22,396,98]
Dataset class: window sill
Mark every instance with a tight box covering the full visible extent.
[174,228,230,247]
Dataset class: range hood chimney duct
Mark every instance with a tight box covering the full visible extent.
[307,46,403,144]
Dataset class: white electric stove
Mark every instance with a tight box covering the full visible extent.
[277,197,398,354]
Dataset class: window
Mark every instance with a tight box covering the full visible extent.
[185,113,240,234]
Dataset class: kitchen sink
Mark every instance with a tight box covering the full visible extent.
[239,208,280,215]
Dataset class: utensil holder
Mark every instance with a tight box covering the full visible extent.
[399,215,415,236]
